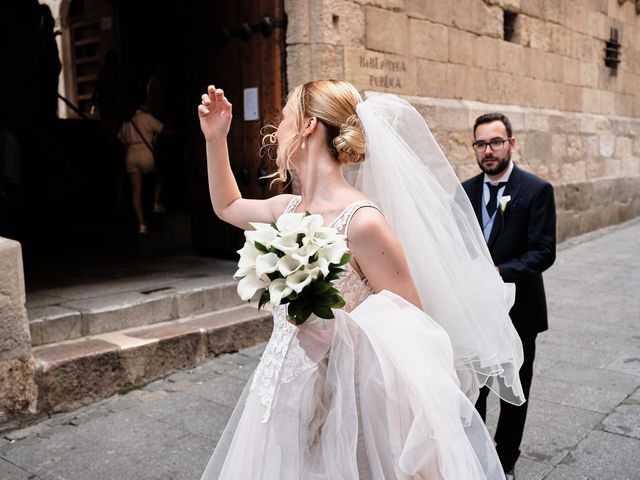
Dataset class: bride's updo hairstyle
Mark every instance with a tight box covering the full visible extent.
[266,79,365,183]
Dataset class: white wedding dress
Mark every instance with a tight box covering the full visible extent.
[200,196,506,480]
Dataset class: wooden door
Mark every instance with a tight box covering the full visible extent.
[188,0,287,257]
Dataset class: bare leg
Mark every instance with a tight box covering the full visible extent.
[129,171,147,233]
[153,176,165,213]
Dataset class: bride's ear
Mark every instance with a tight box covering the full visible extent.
[302,116,319,137]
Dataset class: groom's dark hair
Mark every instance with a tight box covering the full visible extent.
[473,113,513,138]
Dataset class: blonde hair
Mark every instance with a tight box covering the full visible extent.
[263,79,365,184]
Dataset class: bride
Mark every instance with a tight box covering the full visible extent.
[198,79,524,479]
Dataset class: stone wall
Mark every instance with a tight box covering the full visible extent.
[285,0,640,239]
[0,238,37,430]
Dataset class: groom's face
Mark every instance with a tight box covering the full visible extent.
[474,121,515,176]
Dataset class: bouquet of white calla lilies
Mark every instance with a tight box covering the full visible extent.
[234,211,352,325]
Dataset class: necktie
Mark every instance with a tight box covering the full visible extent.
[486,182,507,218]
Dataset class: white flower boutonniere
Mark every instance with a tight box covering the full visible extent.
[499,195,511,231]
[499,195,511,214]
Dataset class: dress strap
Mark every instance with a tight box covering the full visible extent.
[283,195,302,215]
[331,200,382,236]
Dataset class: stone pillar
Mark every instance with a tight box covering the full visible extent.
[0,237,37,428]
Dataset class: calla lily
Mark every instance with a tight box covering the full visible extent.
[275,212,306,233]
[235,242,261,278]
[255,252,279,278]
[306,257,330,279]
[270,233,302,254]
[286,269,314,293]
[245,223,278,246]
[499,195,511,213]
[277,255,304,276]
[237,272,269,300]
[318,238,349,264]
[268,278,293,306]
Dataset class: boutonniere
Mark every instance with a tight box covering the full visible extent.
[499,195,511,230]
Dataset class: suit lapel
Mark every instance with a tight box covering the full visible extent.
[467,175,484,226]
[487,165,523,248]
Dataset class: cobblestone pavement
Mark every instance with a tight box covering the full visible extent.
[2,219,639,480]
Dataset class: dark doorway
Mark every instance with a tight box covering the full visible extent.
[2,0,286,290]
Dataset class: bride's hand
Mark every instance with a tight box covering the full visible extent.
[198,85,232,142]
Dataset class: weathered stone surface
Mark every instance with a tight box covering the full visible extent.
[410,19,448,62]
[417,58,450,97]
[0,358,37,420]
[174,280,240,317]
[448,27,475,65]
[365,7,409,55]
[28,305,82,346]
[345,47,417,94]
[405,0,453,25]
[0,239,30,361]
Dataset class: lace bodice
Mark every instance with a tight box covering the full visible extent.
[250,196,378,421]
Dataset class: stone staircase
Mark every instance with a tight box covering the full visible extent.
[26,258,272,414]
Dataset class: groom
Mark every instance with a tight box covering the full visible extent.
[462,113,556,480]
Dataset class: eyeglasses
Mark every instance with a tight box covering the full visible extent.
[472,138,511,152]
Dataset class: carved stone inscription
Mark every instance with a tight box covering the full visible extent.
[345,48,416,93]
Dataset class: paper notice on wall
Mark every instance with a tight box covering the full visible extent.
[243,87,259,121]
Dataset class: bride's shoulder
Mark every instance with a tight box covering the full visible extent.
[345,203,389,240]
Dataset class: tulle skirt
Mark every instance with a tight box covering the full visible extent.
[201,290,505,480]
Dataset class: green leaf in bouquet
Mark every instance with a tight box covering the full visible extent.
[324,269,345,282]
[296,233,305,247]
[337,252,353,266]
[331,295,346,309]
[309,252,319,263]
[312,305,335,320]
[254,241,269,253]
[316,293,341,306]
[270,221,279,231]
[309,281,333,295]
[258,290,270,310]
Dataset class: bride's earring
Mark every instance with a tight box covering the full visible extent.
[301,135,307,150]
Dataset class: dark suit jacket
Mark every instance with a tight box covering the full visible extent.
[462,164,556,336]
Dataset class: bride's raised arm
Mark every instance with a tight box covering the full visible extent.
[347,207,422,309]
[198,85,292,230]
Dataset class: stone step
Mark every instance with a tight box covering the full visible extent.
[33,304,272,414]
[28,277,244,346]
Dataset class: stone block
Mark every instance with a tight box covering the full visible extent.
[472,35,499,71]
[0,238,30,361]
[0,358,37,421]
[587,10,610,41]
[565,0,589,33]
[528,17,551,50]
[599,134,616,157]
[448,28,475,65]
[311,43,345,80]
[548,23,571,57]
[63,291,176,337]
[451,0,475,32]
[524,112,548,131]
[543,52,563,83]
[562,57,581,86]
[365,7,409,55]
[345,47,417,94]
[614,136,632,157]
[284,0,309,44]
[551,134,567,159]
[579,62,598,88]
[525,47,547,80]
[475,4,503,38]
[449,64,489,101]
[309,0,365,48]
[601,90,616,115]
[405,0,453,25]
[174,281,240,317]
[524,131,552,162]
[409,19,448,61]
[498,39,525,75]
[417,59,450,97]
[634,136,640,156]
[286,44,311,90]
[564,85,584,112]
[582,88,602,114]
[566,134,582,159]
[28,306,82,346]
[520,0,545,17]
